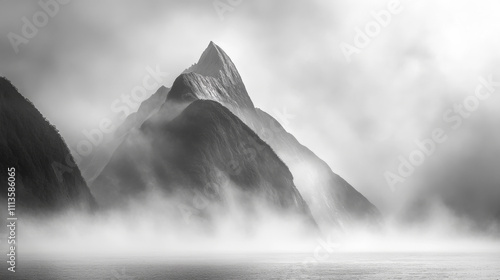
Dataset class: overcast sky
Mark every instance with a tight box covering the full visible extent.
[1,0,500,223]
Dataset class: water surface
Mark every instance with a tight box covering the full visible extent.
[2,252,500,279]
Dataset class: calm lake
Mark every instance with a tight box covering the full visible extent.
[2,252,500,279]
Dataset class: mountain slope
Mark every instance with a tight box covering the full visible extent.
[183,41,254,110]
[252,109,381,228]
[0,77,96,212]
[91,98,316,227]
[91,41,380,230]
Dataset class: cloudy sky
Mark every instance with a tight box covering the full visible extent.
[1,0,500,225]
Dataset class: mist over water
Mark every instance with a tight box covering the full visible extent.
[9,188,499,260]
[2,175,499,280]
[4,202,499,279]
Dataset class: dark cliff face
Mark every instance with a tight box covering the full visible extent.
[115,85,170,138]
[182,41,254,110]
[91,99,316,226]
[149,100,310,213]
[0,77,96,213]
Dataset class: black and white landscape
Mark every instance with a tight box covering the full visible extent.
[1,1,500,279]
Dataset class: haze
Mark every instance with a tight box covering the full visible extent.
[1,0,500,234]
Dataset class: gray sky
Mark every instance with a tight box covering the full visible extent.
[1,0,500,224]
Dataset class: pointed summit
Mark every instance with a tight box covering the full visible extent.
[171,42,254,109]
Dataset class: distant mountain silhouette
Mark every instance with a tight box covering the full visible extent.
[91,98,316,227]
[0,77,96,213]
[79,86,171,184]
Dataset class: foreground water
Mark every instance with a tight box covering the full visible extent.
[2,252,500,279]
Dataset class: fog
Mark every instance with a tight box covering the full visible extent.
[13,196,500,259]
[1,0,500,257]
[16,189,319,257]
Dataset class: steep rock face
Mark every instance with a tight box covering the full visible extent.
[163,42,381,230]
[91,99,315,226]
[0,77,96,212]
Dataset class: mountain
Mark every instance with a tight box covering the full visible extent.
[91,42,381,230]
[91,97,316,227]
[79,86,171,184]
[0,77,96,213]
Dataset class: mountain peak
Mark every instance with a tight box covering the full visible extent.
[208,40,217,49]
[189,41,229,79]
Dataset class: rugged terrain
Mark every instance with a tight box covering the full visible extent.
[0,77,96,213]
[90,42,381,230]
